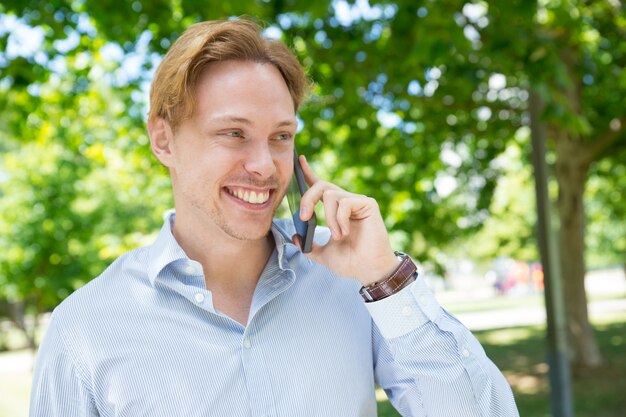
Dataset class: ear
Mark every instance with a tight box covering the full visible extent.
[147,118,176,167]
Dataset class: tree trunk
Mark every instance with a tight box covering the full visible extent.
[7,300,38,351]
[554,135,603,373]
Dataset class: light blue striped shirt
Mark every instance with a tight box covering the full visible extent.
[30,212,518,416]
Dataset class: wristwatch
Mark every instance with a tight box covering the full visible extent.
[359,252,417,302]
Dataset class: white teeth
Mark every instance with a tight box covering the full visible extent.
[227,188,269,204]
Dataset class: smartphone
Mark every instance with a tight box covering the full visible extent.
[287,148,316,253]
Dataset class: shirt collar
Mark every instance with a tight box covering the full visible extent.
[146,211,298,286]
[269,218,299,270]
[146,211,189,286]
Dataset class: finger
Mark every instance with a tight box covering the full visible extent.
[299,179,342,221]
[291,233,325,265]
[336,195,376,236]
[320,190,342,240]
[297,155,323,221]
[299,155,320,187]
[336,197,354,237]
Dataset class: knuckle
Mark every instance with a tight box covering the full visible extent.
[366,196,379,207]
[322,188,337,200]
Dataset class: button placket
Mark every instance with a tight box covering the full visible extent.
[240,323,276,417]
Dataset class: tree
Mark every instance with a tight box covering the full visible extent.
[461,137,539,265]
[491,0,626,370]
[2,1,624,371]
[2,0,510,321]
[586,151,626,270]
[0,29,172,344]
[417,0,626,370]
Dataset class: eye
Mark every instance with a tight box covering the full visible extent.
[225,130,244,138]
[274,133,292,142]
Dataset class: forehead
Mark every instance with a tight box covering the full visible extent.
[193,60,296,124]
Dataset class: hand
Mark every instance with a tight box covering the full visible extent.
[292,155,400,286]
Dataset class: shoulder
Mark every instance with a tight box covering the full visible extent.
[51,246,149,324]
[38,246,151,375]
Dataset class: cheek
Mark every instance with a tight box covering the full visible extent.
[274,147,294,173]
[276,157,294,186]
[197,150,238,179]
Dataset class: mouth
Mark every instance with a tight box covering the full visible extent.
[224,186,272,205]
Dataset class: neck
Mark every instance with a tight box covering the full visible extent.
[173,218,275,287]
[171,212,275,325]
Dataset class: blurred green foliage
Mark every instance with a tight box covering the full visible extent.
[0,0,624,368]
[0,15,173,316]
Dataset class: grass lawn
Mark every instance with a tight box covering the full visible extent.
[377,312,626,417]
[443,292,621,315]
[2,313,624,416]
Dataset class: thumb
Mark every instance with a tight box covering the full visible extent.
[291,233,326,266]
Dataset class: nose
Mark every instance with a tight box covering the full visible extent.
[243,140,277,179]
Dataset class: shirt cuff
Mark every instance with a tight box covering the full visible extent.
[364,276,441,339]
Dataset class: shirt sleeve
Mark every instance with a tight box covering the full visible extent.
[366,276,520,417]
[29,315,99,417]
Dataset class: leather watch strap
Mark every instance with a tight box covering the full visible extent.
[359,252,417,302]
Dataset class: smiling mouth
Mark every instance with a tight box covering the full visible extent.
[225,187,271,205]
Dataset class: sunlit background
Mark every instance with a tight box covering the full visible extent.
[1,1,625,416]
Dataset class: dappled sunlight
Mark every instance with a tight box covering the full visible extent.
[1,1,625,416]
[504,371,548,395]
[480,318,626,416]
[592,313,626,327]
[503,362,549,396]
[480,327,537,345]
[610,335,623,347]
[532,362,549,374]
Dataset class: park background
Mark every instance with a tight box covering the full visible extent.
[0,0,625,416]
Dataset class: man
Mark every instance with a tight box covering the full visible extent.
[30,19,519,416]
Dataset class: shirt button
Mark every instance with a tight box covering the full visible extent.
[185,265,196,275]
[243,338,252,349]
[462,348,471,358]
[194,293,205,303]
[401,306,412,317]
[419,296,428,306]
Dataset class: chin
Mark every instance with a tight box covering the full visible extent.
[221,217,274,242]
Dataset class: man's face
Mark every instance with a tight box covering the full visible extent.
[164,60,297,242]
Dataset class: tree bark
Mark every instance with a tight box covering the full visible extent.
[554,134,603,372]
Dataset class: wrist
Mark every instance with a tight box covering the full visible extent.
[359,252,417,302]
[358,252,402,287]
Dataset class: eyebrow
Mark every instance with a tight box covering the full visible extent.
[210,115,297,128]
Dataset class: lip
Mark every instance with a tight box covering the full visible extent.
[223,186,275,210]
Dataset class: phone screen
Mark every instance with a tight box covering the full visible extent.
[287,148,316,253]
